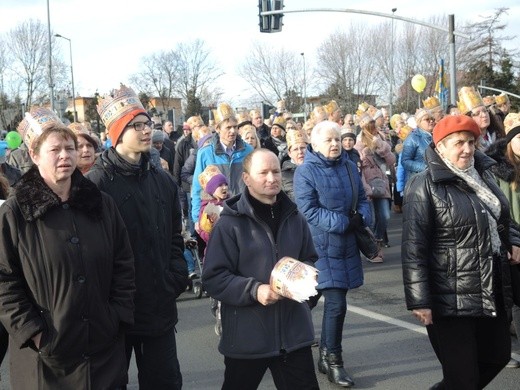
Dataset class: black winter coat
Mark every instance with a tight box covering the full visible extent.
[86,149,188,336]
[202,189,318,359]
[402,146,513,318]
[0,167,135,389]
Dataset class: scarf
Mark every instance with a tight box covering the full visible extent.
[438,152,502,254]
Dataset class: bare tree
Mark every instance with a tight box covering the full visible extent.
[175,39,222,104]
[237,41,304,110]
[130,50,180,115]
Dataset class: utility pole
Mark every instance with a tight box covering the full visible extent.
[46,0,55,110]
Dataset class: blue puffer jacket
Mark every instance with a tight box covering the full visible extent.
[400,127,432,185]
[191,134,253,222]
[294,147,370,290]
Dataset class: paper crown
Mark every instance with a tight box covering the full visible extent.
[367,105,382,120]
[272,115,286,130]
[356,102,370,117]
[286,129,307,150]
[323,100,339,115]
[236,111,252,128]
[276,100,286,112]
[198,164,226,190]
[504,113,520,135]
[18,107,63,147]
[398,125,413,141]
[96,84,146,130]
[423,96,441,110]
[310,106,327,123]
[214,103,235,127]
[68,122,99,148]
[458,86,484,114]
[187,115,204,129]
[358,113,372,127]
[390,114,404,130]
[495,93,510,106]
[482,95,496,107]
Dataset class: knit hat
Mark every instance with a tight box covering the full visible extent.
[433,115,480,146]
[151,130,164,143]
[198,165,228,196]
[341,131,356,141]
[96,84,150,145]
[504,113,520,143]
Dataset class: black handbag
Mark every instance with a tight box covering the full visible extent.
[345,162,379,259]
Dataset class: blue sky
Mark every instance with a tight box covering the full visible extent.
[2,0,519,106]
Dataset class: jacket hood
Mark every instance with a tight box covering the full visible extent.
[211,133,249,155]
[92,147,157,178]
[222,187,297,222]
[486,138,515,182]
[14,166,103,222]
[425,144,497,183]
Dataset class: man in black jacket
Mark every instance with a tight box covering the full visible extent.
[202,149,319,389]
[86,84,189,390]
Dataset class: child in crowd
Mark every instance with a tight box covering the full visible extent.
[197,165,229,243]
[197,165,229,336]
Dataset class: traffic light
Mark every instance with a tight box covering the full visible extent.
[258,0,284,33]
[262,103,275,119]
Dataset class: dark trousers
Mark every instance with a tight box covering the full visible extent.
[0,323,8,365]
[426,311,510,390]
[222,346,319,390]
[320,288,348,354]
[125,326,182,390]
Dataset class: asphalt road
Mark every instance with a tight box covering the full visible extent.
[1,211,519,389]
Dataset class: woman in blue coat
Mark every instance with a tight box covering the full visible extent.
[294,120,371,387]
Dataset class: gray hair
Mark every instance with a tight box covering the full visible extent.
[311,120,341,146]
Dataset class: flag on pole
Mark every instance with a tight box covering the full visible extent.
[435,59,449,112]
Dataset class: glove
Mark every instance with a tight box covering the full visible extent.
[348,212,364,232]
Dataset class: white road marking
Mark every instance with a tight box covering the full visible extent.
[348,305,520,361]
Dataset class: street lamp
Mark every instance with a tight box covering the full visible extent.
[389,7,397,117]
[301,52,307,122]
[54,34,77,122]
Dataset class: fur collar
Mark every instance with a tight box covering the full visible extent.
[14,166,103,222]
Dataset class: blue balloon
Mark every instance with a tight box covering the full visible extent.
[0,141,7,157]
[104,139,112,149]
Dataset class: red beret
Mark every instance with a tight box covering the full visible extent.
[432,115,481,145]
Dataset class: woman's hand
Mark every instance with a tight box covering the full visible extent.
[509,245,520,265]
[412,308,433,326]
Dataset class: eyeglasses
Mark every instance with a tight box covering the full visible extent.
[422,117,435,122]
[291,146,307,152]
[471,109,488,117]
[127,121,153,131]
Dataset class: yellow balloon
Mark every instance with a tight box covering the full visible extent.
[411,74,427,93]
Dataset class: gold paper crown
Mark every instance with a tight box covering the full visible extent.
[323,100,339,115]
[214,103,235,126]
[504,113,520,135]
[18,107,63,146]
[423,96,440,110]
[236,111,252,127]
[187,115,204,129]
[286,129,307,150]
[458,86,484,114]
[495,93,510,106]
[310,106,327,123]
[482,95,496,107]
[272,115,286,129]
[96,84,146,129]
[398,125,413,141]
[276,100,286,112]
[390,114,404,130]
[198,165,223,189]
[456,100,468,116]
[356,102,370,117]
[367,105,382,120]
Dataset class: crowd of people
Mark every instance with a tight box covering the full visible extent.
[0,83,518,389]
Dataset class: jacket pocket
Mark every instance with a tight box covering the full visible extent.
[37,310,57,356]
